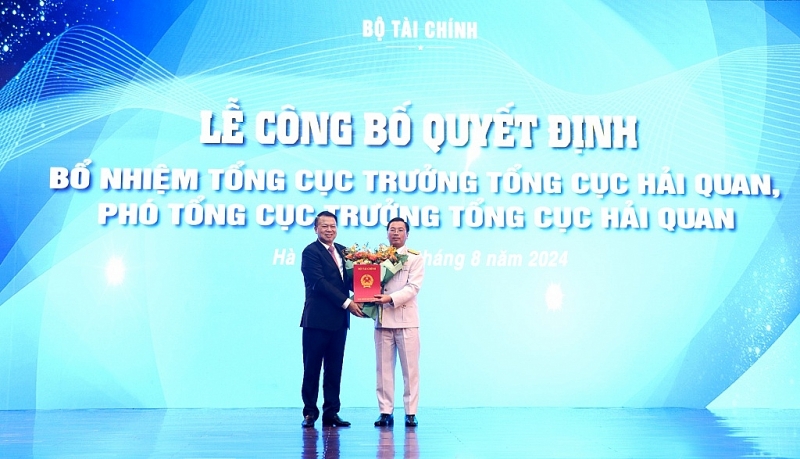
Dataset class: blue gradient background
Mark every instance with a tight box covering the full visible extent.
[1,0,799,410]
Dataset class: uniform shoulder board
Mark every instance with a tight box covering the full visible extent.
[408,249,420,255]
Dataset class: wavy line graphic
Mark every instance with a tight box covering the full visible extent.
[2,27,799,174]
[0,26,214,173]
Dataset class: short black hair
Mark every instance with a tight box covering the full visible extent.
[386,217,409,232]
[314,211,338,228]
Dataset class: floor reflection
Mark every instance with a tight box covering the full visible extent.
[302,426,341,459]
[375,426,419,459]
[0,408,797,458]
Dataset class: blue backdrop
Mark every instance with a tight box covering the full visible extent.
[1,0,800,410]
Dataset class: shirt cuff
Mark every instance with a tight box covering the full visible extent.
[342,298,352,309]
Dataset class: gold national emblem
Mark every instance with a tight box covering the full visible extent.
[360,274,374,288]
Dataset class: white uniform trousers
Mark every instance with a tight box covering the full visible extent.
[374,327,420,415]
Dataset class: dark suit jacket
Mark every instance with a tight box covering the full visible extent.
[300,240,350,330]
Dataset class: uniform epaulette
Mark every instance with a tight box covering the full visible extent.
[408,249,420,255]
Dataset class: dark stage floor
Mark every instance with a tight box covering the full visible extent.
[1,407,799,458]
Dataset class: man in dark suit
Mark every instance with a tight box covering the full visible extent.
[300,211,364,428]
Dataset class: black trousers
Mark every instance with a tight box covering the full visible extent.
[301,326,347,420]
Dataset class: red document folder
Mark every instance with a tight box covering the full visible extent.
[353,264,381,302]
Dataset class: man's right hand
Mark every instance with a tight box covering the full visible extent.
[347,302,366,317]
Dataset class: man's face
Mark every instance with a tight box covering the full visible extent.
[387,221,408,248]
[315,216,337,245]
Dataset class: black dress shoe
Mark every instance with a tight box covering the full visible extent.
[404,415,418,427]
[374,413,394,427]
[321,414,351,427]
[301,415,316,428]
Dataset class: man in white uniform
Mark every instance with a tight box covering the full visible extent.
[372,217,424,427]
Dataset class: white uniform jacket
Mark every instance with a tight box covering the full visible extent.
[377,246,424,329]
